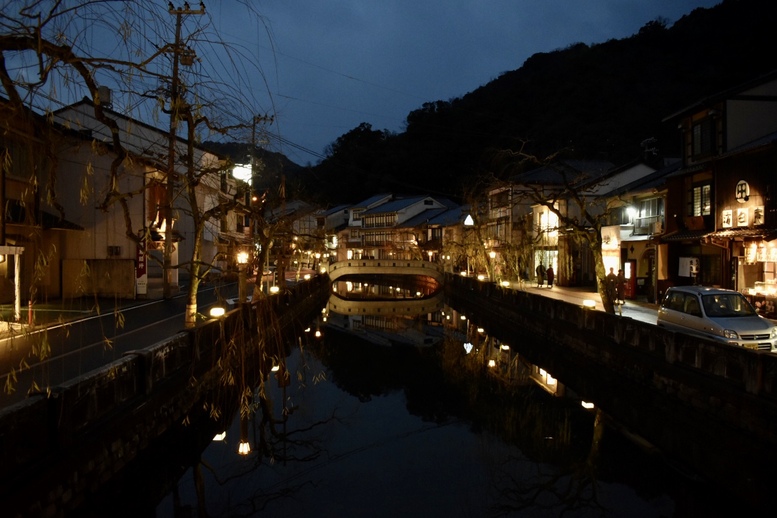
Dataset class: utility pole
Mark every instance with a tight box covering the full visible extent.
[163,2,205,299]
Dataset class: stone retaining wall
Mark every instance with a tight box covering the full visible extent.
[0,276,330,518]
[446,273,777,510]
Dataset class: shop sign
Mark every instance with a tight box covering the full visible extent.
[735,180,750,203]
[679,257,699,277]
[722,206,765,228]
[136,242,148,295]
[722,210,732,228]
[745,244,757,264]
[723,181,764,227]
[756,245,767,263]
[754,206,764,226]
[736,208,748,227]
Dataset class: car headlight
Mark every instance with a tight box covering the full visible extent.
[771,327,777,340]
[723,329,739,340]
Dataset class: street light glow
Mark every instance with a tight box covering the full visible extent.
[238,441,251,455]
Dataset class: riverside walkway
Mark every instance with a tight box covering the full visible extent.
[501,281,660,324]
[0,274,658,340]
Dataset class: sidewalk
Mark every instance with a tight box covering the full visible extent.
[503,281,660,325]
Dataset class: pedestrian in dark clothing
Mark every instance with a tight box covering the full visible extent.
[546,266,554,288]
[606,267,617,303]
[616,269,626,304]
[536,263,545,287]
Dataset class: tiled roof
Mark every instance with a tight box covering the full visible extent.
[660,229,710,242]
[362,196,427,215]
[707,228,777,240]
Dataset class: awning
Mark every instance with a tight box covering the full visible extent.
[660,229,710,242]
[705,228,777,241]
[621,233,653,242]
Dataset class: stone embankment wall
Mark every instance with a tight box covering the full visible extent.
[446,273,777,511]
[0,276,330,518]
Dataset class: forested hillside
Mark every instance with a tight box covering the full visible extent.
[304,0,777,205]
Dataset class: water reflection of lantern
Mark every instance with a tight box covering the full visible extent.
[238,415,251,456]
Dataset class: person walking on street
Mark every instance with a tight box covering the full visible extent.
[606,267,617,303]
[546,266,555,288]
[536,262,546,287]
[616,269,626,304]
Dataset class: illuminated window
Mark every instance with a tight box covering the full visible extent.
[688,184,711,216]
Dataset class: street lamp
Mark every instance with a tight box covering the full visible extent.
[237,250,249,303]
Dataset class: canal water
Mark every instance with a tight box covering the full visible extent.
[146,283,745,517]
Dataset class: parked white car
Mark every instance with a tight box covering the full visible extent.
[657,286,777,352]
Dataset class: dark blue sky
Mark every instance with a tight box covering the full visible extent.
[216,1,722,164]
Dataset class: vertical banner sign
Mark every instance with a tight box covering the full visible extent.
[136,241,148,295]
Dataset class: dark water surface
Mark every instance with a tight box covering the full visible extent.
[149,301,744,517]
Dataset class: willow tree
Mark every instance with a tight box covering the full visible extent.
[0,1,275,325]
[492,145,622,314]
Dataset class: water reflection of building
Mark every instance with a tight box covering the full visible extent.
[325,290,444,347]
[331,278,439,299]
[325,308,443,347]
[448,308,579,400]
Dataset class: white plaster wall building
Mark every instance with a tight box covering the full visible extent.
[51,99,243,298]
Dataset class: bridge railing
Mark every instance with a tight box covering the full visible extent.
[328,259,444,282]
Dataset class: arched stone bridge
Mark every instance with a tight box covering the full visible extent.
[327,259,444,284]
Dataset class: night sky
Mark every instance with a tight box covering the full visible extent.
[210,1,721,164]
